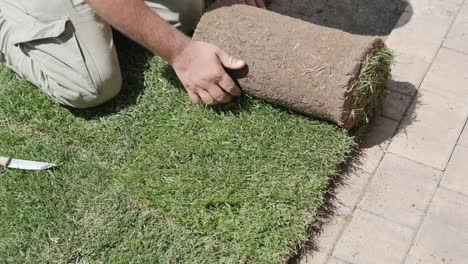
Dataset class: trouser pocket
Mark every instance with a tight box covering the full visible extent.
[1,1,99,104]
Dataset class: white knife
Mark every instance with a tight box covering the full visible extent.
[0,156,56,171]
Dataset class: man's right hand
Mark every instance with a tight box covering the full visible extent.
[170,41,246,105]
[87,0,244,106]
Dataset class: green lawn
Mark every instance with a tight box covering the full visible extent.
[0,36,355,263]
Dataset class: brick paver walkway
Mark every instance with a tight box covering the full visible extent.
[300,0,468,263]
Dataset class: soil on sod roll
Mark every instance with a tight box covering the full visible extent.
[194,4,392,129]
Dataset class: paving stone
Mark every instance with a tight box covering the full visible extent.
[355,116,398,174]
[444,1,468,54]
[406,0,464,20]
[459,122,468,147]
[386,0,462,87]
[355,146,384,174]
[388,0,460,54]
[362,116,400,149]
[440,145,468,196]
[387,49,433,93]
[406,0,462,11]
[420,48,468,102]
[315,205,353,252]
[404,188,468,264]
[405,0,464,23]
[299,205,353,264]
[387,14,450,60]
[300,250,329,264]
[333,209,413,264]
[388,79,418,97]
[335,169,371,208]
[388,90,468,170]
[358,153,441,228]
[382,90,413,121]
[327,257,348,264]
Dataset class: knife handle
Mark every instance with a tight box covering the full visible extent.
[0,157,12,167]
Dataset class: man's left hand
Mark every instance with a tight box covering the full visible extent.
[241,0,267,9]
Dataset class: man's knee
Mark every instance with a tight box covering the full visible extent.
[79,70,123,109]
[0,0,123,109]
[55,68,123,109]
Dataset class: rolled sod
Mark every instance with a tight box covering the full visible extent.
[193,4,393,129]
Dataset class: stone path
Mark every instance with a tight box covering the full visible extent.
[300,0,468,263]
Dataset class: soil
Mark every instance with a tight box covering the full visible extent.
[193,4,384,129]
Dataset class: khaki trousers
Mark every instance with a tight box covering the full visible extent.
[0,0,204,108]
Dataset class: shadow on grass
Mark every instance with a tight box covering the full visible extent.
[288,81,420,263]
[69,32,152,120]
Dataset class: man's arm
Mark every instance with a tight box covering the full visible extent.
[86,0,245,105]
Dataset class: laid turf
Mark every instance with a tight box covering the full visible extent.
[0,35,355,263]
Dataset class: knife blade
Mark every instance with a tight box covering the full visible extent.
[0,156,56,171]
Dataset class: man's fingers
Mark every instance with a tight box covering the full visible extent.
[187,89,202,104]
[198,89,217,105]
[217,49,246,70]
[255,0,267,8]
[218,73,242,97]
[206,84,233,103]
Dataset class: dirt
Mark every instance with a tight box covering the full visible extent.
[193,4,385,129]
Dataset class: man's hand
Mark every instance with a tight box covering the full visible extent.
[241,0,267,8]
[87,0,247,106]
[171,41,245,105]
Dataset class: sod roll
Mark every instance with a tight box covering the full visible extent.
[193,4,390,130]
